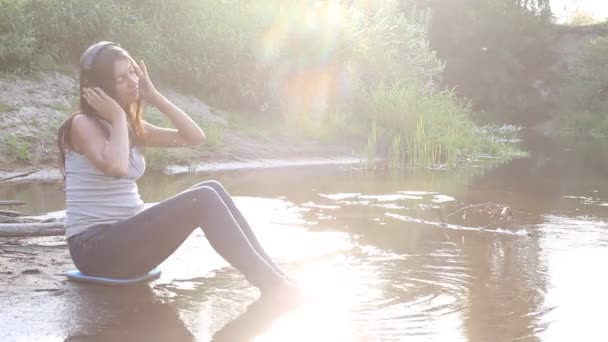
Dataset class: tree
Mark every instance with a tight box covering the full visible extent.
[567,9,600,26]
[409,0,554,123]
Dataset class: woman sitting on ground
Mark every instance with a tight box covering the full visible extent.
[57,41,295,296]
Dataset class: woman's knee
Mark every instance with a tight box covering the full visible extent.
[205,180,225,191]
[189,186,223,206]
[178,186,221,219]
[191,180,225,192]
[190,186,235,213]
[198,180,229,197]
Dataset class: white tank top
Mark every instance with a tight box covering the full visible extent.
[64,147,146,238]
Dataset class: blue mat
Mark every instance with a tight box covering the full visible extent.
[65,268,161,286]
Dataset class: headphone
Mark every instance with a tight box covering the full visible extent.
[80,41,118,85]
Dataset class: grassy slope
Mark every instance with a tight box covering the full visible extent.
[0,71,352,172]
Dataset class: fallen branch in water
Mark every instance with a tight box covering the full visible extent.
[0,200,26,207]
[442,202,492,222]
[0,254,35,260]
[0,222,65,237]
[0,214,22,223]
[0,170,38,183]
[0,248,38,256]
[0,210,25,217]
[442,202,512,223]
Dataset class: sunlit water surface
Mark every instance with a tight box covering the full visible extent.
[1,135,607,341]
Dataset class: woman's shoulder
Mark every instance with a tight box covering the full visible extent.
[71,113,111,138]
[72,113,109,129]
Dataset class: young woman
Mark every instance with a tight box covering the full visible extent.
[58,41,294,295]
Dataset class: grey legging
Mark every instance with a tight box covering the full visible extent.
[67,180,288,290]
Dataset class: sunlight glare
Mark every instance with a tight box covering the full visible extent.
[258,1,350,123]
[253,255,380,341]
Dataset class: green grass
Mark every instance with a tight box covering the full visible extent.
[46,101,70,112]
[197,120,224,148]
[21,72,44,82]
[144,148,173,171]
[3,134,32,164]
[364,120,378,170]
[145,106,224,148]
[40,118,62,140]
[53,64,77,77]
[141,106,226,170]
[0,102,17,112]
[0,72,17,81]
[227,111,277,139]
[354,82,522,169]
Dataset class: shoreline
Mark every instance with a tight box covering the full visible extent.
[0,155,364,183]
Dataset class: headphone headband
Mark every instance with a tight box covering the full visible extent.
[80,41,118,71]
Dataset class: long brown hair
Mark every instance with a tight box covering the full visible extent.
[57,44,145,177]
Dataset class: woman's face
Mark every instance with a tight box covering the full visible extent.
[113,58,139,107]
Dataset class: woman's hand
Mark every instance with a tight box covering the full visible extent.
[132,59,160,103]
[82,87,126,124]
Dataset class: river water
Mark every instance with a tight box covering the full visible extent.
[1,134,607,341]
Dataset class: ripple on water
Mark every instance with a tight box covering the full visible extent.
[166,237,474,341]
[152,194,529,341]
[386,212,530,236]
[326,245,472,341]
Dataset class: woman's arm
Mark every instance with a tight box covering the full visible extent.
[72,88,131,177]
[143,92,206,147]
[134,59,205,148]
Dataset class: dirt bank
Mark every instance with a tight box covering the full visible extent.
[0,71,354,175]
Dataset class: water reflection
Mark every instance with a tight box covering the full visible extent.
[63,282,300,342]
[3,135,608,341]
[64,284,195,342]
[211,296,299,342]
[0,180,64,214]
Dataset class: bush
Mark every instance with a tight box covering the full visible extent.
[0,0,519,167]
[558,36,608,137]
[419,0,554,122]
